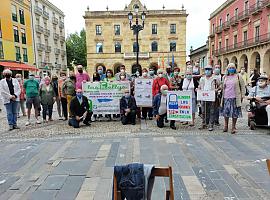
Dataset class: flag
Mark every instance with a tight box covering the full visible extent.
[162,54,165,69]
[158,55,160,69]
[167,53,170,68]
[172,53,175,70]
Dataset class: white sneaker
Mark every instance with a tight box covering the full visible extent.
[36,120,41,124]
[25,121,30,126]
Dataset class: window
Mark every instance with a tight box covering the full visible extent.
[226,14,230,22]
[133,42,139,52]
[96,42,103,53]
[0,19,2,38]
[19,9,25,25]
[234,35,238,48]
[218,41,222,51]
[151,41,158,52]
[243,31,248,45]
[255,26,260,42]
[15,46,21,61]
[23,48,28,62]
[114,25,120,35]
[21,29,26,44]
[170,24,176,34]
[12,5,17,22]
[115,42,121,53]
[235,8,239,18]
[0,41,4,59]
[13,26,19,42]
[219,18,222,26]
[245,1,249,11]
[170,42,176,52]
[152,24,157,34]
[96,25,102,35]
[225,39,229,49]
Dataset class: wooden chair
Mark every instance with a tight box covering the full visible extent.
[113,166,174,200]
[267,159,270,175]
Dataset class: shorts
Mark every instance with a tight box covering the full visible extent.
[26,96,40,110]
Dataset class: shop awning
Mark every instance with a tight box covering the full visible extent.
[0,61,39,71]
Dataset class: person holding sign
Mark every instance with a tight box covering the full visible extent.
[120,89,137,125]
[68,89,91,128]
[198,66,221,131]
[220,63,245,134]
[153,85,176,130]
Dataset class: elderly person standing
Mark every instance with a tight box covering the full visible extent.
[40,76,56,122]
[75,65,90,89]
[52,74,62,120]
[62,73,76,118]
[170,67,182,91]
[97,66,106,81]
[0,69,21,130]
[221,63,245,134]
[15,74,26,117]
[116,65,132,81]
[58,72,68,120]
[152,69,170,97]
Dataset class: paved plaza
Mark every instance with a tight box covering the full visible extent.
[0,106,269,200]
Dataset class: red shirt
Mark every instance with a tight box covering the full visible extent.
[152,77,170,97]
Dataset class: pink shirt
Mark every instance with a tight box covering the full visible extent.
[75,73,90,89]
[224,75,237,99]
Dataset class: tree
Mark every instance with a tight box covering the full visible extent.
[66,29,87,68]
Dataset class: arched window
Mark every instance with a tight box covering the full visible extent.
[96,42,103,53]
[170,42,176,52]
[151,41,158,52]
[115,42,121,53]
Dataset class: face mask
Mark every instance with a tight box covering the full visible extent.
[174,72,179,76]
[149,71,154,75]
[186,74,192,80]
[142,72,148,77]
[161,90,168,96]
[76,93,83,98]
[136,72,140,76]
[120,69,125,73]
[241,69,245,74]
[61,76,66,80]
[258,81,267,87]
[228,68,236,74]
[29,76,34,80]
[107,73,112,77]
[16,77,22,82]
[205,70,212,77]
[214,68,220,75]
[250,71,254,74]
[120,76,125,80]
[158,74,163,78]
[98,70,103,75]
[124,93,130,98]
[5,74,11,79]
[78,69,83,73]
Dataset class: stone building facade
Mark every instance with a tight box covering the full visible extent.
[189,41,209,68]
[84,0,188,75]
[209,0,270,74]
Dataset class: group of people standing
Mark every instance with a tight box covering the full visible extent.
[0,62,267,133]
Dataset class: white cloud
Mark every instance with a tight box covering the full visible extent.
[49,0,225,53]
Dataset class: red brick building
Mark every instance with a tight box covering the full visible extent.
[209,0,270,74]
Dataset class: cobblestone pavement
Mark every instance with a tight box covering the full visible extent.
[0,103,269,200]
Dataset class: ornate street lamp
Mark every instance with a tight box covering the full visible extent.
[128,4,146,75]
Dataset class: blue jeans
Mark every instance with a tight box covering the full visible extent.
[5,101,19,126]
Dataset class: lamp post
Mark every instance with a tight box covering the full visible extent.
[128,5,146,75]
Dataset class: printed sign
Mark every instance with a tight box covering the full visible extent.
[167,91,193,122]
[197,90,216,102]
[83,81,130,114]
[134,78,153,107]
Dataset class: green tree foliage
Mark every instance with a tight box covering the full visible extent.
[66,29,87,69]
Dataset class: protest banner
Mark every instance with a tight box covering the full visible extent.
[134,78,153,107]
[167,91,192,122]
[197,90,216,102]
[82,81,130,114]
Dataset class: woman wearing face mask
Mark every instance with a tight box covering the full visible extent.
[58,72,68,120]
[119,73,127,82]
[179,69,199,126]
[105,69,115,82]
[40,76,56,122]
[15,74,26,117]
[220,63,245,134]
[152,69,170,97]
[170,67,182,91]
[0,69,21,131]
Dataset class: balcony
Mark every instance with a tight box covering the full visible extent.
[250,1,263,15]
[223,21,230,31]
[60,36,65,42]
[37,43,45,51]
[52,17,58,25]
[239,9,249,21]
[54,48,60,55]
[212,32,270,56]
[124,52,150,60]
[61,50,66,56]
[230,16,239,26]
[44,29,50,37]
[215,25,223,34]
[59,21,64,29]
[43,10,49,20]
[35,25,44,33]
[53,33,59,40]
[45,45,51,53]
[34,6,42,16]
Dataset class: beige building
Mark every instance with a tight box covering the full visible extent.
[31,0,67,76]
[84,0,188,75]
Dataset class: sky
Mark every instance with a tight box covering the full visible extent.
[49,0,225,54]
